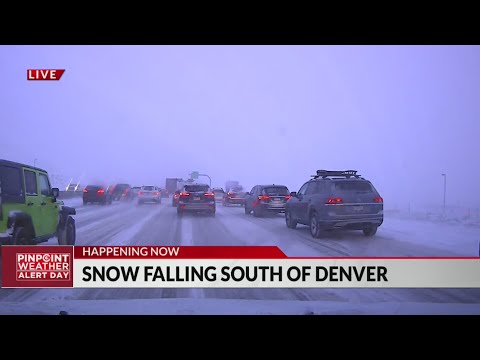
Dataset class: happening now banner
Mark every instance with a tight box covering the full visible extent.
[1,246,479,289]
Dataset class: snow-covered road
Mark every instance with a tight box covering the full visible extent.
[1,198,479,314]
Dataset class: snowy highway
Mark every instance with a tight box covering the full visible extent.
[1,197,480,314]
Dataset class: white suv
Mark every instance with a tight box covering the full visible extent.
[137,185,161,205]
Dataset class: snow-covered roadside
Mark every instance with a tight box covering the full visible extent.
[382,215,480,256]
[385,206,480,228]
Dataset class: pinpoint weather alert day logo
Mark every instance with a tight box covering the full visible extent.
[16,253,71,281]
[27,69,65,81]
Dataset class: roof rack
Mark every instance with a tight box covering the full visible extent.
[311,170,362,179]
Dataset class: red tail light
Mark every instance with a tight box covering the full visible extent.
[180,192,190,197]
[153,192,159,196]
[138,191,143,195]
[285,195,292,200]
[228,192,235,198]
[326,197,342,204]
[97,189,105,194]
[258,195,270,201]
[374,196,383,203]
[83,189,88,193]
[205,193,215,197]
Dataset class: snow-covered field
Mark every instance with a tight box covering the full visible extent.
[1,199,479,314]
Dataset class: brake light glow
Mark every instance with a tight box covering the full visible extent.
[205,193,215,197]
[97,189,105,194]
[258,195,270,201]
[153,192,159,196]
[180,192,190,197]
[326,197,342,204]
[374,196,383,203]
[285,195,292,200]
[228,192,235,197]
[83,189,88,193]
[138,191,143,195]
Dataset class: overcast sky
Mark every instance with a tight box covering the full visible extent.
[1,45,479,208]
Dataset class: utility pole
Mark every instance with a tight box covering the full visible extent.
[34,158,38,167]
[199,174,212,188]
[441,173,447,213]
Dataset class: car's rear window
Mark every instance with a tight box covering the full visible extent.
[263,186,289,195]
[185,185,209,192]
[0,165,23,195]
[86,185,102,191]
[334,181,373,192]
[142,186,155,191]
[213,189,224,193]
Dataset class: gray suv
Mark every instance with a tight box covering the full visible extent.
[285,170,383,238]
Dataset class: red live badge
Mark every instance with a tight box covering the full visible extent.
[27,69,65,81]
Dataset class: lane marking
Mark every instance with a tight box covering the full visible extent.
[108,206,164,245]
[181,217,205,299]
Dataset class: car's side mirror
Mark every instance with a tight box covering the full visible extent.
[290,191,297,197]
[52,188,60,198]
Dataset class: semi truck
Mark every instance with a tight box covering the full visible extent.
[165,178,179,194]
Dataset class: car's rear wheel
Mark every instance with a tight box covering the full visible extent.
[310,212,322,238]
[253,207,263,218]
[177,208,183,216]
[285,210,297,229]
[210,211,216,217]
[12,226,31,245]
[244,204,251,214]
[58,217,76,245]
[363,226,378,237]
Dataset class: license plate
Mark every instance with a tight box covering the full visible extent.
[194,197,200,201]
[353,206,364,212]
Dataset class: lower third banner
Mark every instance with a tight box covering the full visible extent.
[1,246,479,288]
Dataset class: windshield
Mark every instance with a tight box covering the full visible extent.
[334,181,373,192]
[2,46,479,316]
[263,186,289,195]
[185,185,209,192]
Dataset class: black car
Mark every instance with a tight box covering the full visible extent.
[285,170,384,238]
[161,188,169,198]
[111,183,131,201]
[223,187,246,206]
[130,186,141,199]
[244,185,291,217]
[212,188,225,202]
[177,184,216,216]
[83,185,113,205]
[172,190,181,207]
